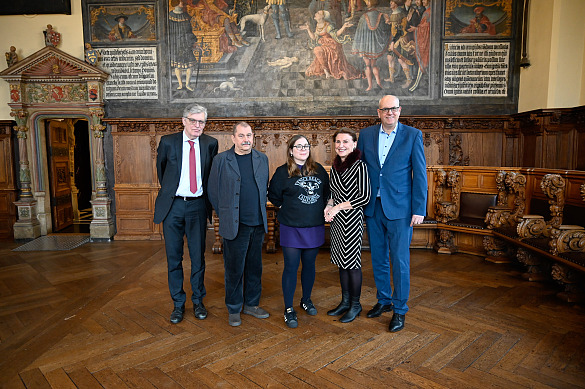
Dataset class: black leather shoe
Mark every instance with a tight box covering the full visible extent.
[193,302,207,320]
[388,313,405,332]
[367,303,393,318]
[170,306,185,324]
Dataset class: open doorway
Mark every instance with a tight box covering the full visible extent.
[46,119,92,234]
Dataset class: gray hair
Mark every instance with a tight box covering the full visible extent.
[232,121,252,135]
[183,104,208,120]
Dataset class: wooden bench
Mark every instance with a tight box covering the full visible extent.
[493,172,585,301]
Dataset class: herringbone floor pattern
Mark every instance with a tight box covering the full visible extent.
[1,235,584,388]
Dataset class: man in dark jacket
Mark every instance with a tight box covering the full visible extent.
[154,103,218,324]
[208,121,270,327]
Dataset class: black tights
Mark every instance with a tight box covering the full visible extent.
[339,268,362,298]
[282,247,318,308]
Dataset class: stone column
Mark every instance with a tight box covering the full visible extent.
[11,109,41,240]
[88,107,114,240]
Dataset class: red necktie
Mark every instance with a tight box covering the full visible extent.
[188,140,197,194]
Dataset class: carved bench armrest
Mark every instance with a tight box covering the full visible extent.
[554,225,585,254]
[436,201,457,223]
[485,205,512,229]
[516,214,546,239]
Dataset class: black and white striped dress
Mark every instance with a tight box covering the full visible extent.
[329,159,371,269]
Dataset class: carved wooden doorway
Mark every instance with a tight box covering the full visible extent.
[47,120,74,232]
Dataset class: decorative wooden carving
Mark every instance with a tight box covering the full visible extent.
[517,214,546,239]
[551,263,585,303]
[541,174,565,237]
[555,225,585,253]
[212,211,222,254]
[495,170,508,206]
[505,171,527,225]
[581,183,585,202]
[517,247,550,282]
[435,229,455,254]
[483,235,513,263]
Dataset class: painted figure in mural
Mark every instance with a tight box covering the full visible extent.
[109,15,136,41]
[269,0,293,39]
[84,43,99,66]
[193,0,249,50]
[169,0,199,91]
[5,46,18,67]
[44,24,61,47]
[300,10,362,80]
[308,0,343,30]
[351,0,391,91]
[460,6,496,35]
[384,0,416,88]
[347,0,364,20]
[409,0,430,92]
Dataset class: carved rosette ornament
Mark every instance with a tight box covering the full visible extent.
[516,247,550,282]
[581,183,585,202]
[551,263,585,303]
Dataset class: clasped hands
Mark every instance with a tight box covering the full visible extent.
[324,204,337,223]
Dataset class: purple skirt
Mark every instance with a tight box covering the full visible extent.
[279,224,325,249]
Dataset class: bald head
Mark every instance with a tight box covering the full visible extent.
[377,95,402,133]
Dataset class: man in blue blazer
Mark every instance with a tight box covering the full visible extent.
[154,104,218,324]
[208,122,270,327]
[357,95,427,332]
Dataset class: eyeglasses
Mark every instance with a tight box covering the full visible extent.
[184,117,206,126]
[292,144,310,150]
[378,106,401,113]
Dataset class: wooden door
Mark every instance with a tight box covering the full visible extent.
[47,120,73,231]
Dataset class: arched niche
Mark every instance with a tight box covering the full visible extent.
[0,46,113,241]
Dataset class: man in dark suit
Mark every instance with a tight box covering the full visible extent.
[208,122,270,327]
[357,95,427,332]
[154,103,218,324]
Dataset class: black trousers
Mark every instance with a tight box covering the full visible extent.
[162,196,207,308]
[222,224,265,314]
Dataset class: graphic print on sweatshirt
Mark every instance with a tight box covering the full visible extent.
[295,176,322,204]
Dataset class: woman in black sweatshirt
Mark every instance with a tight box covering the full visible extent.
[268,134,330,328]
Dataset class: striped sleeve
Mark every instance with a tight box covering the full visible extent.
[349,161,371,209]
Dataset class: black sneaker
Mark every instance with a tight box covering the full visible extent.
[300,299,317,316]
[284,307,298,328]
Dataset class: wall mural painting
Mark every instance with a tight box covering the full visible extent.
[165,0,434,114]
[82,0,519,116]
[445,0,512,37]
[89,4,156,42]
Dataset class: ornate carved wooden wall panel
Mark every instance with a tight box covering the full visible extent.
[0,121,17,240]
[106,108,584,240]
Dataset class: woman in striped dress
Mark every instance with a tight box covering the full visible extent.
[324,128,371,323]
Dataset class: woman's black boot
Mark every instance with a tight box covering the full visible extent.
[339,297,361,323]
[327,291,350,316]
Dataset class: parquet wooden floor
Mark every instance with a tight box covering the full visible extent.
[1,235,584,388]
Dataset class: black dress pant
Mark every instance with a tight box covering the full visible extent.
[162,196,207,308]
